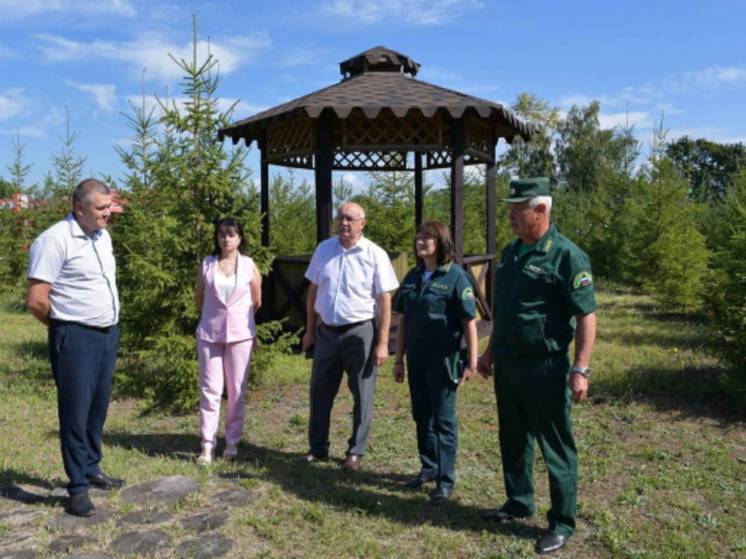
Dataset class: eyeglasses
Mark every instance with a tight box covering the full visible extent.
[336,215,364,223]
[415,234,435,241]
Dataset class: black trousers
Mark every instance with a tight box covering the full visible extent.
[48,321,119,495]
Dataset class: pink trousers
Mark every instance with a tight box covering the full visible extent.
[197,338,254,447]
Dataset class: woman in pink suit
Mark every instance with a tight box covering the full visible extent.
[195,218,261,465]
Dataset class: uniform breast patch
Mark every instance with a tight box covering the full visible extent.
[573,271,593,289]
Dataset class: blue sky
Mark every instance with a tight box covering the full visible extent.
[1,0,745,189]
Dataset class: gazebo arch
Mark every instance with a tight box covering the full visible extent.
[219,46,534,332]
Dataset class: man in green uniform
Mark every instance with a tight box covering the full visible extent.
[477,177,597,554]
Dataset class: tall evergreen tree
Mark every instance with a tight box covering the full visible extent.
[114,20,272,410]
[6,131,34,193]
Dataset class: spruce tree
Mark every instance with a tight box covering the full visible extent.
[114,20,272,410]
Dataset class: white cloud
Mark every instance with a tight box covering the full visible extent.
[322,0,483,25]
[684,66,746,89]
[65,81,117,112]
[340,172,367,193]
[0,88,27,121]
[0,106,65,138]
[599,111,653,130]
[36,32,271,81]
[666,126,746,145]
[0,0,135,21]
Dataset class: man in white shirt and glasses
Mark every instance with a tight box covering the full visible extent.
[26,178,124,517]
[302,202,399,470]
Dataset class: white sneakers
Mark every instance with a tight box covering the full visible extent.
[196,442,239,465]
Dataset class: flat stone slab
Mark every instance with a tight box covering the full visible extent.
[0,551,41,559]
[213,488,258,507]
[175,536,233,559]
[118,510,173,526]
[180,511,228,532]
[110,530,171,556]
[47,509,114,533]
[48,535,95,553]
[67,555,112,559]
[0,510,42,528]
[120,476,199,506]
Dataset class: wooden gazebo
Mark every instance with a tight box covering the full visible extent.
[219,46,534,329]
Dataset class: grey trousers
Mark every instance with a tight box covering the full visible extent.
[308,320,377,457]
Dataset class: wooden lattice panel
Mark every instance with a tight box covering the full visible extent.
[334,150,407,170]
[271,153,314,169]
[338,110,442,150]
[465,116,492,160]
[266,115,315,158]
[427,150,452,168]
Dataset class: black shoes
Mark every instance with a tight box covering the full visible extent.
[535,533,567,554]
[67,492,95,517]
[86,472,125,490]
[429,486,452,505]
[304,452,329,463]
[405,472,436,489]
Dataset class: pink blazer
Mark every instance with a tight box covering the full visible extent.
[196,254,256,343]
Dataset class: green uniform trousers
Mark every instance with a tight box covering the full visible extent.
[494,352,577,536]
[408,357,458,490]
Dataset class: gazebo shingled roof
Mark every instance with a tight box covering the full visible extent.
[219,46,533,149]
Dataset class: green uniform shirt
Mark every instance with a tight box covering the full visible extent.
[394,262,477,365]
[491,223,596,360]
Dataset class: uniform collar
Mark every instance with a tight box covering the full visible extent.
[516,223,557,255]
[419,261,452,275]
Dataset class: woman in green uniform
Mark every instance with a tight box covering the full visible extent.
[393,220,478,504]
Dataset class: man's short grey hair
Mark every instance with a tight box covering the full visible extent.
[528,195,553,214]
[71,178,111,211]
[338,202,365,219]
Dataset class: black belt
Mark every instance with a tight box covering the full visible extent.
[320,319,372,333]
[49,319,116,334]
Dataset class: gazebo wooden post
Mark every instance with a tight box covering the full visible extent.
[258,130,275,320]
[259,130,270,248]
[315,110,334,243]
[485,135,497,308]
[450,118,465,261]
[414,151,424,228]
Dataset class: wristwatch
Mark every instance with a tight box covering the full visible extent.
[571,365,591,379]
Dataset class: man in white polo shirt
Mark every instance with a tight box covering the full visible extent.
[26,178,123,517]
[301,202,399,470]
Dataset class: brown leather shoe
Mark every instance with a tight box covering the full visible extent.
[343,454,362,471]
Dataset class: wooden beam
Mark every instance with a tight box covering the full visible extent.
[315,111,333,243]
[260,130,270,248]
[414,152,424,228]
[485,135,498,311]
[450,118,465,261]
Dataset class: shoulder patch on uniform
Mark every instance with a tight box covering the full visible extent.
[462,286,474,301]
[543,238,553,252]
[573,271,593,289]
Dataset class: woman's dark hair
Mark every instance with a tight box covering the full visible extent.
[213,217,247,255]
[414,220,455,266]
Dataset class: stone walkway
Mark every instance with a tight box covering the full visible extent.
[0,475,258,558]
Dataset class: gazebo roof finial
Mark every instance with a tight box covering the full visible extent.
[339,46,420,79]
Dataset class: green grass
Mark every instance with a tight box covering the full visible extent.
[1,284,744,558]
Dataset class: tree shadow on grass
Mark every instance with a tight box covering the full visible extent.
[102,432,540,539]
[592,365,745,425]
[0,468,65,507]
